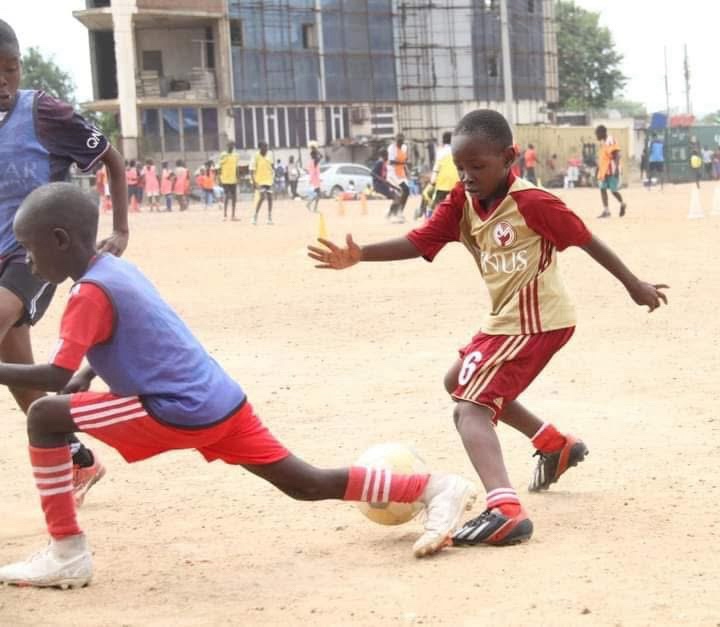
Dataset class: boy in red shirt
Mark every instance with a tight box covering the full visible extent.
[308,109,667,546]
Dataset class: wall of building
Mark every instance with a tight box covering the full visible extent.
[135,28,206,84]
[136,0,224,11]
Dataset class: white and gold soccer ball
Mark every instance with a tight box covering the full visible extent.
[355,443,428,526]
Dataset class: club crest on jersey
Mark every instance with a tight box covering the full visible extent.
[493,221,516,247]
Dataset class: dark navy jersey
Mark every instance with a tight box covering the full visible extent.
[0,90,108,255]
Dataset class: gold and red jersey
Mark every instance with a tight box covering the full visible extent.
[406,174,592,335]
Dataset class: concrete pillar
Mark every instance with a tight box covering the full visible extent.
[216,15,235,145]
[112,0,139,159]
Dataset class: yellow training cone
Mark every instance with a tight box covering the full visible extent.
[360,193,368,215]
[336,197,345,216]
[318,212,328,239]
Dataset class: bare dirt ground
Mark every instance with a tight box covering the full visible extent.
[1,182,719,626]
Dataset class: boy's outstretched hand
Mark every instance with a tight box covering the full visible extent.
[627,280,669,312]
[307,234,362,269]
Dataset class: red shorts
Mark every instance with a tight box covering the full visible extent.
[69,393,290,465]
[452,327,575,421]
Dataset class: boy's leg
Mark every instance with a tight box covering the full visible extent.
[0,288,104,506]
[598,187,610,217]
[252,193,263,224]
[242,454,477,558]
[0,395,92,589]
[202,404,477,558]
[266,191,273,224]
[450,401,533,547]
[611,189,626,216]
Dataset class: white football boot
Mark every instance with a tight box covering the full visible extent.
[0,534,92,589]
[413,474,478,558]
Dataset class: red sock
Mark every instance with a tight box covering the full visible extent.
[486,487,521,517]
[531,422,567,453]
[343,467,430,503]
[29,446,82,539]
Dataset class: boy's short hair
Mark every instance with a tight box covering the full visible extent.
[15,182,99,246]
[454,109,513,150]
[442,131,452,144]
[0,20,19,54]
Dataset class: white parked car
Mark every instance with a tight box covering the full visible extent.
[297,162,374,198]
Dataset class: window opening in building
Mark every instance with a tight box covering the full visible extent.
[302,23,317,49]
[488,56,499,78]
[230,20,243,47]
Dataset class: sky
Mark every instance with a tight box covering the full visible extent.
[4,0,719,116]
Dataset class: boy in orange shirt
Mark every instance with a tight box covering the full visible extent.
[595,125,627,218]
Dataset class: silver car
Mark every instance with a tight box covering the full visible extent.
[297,162,374,198]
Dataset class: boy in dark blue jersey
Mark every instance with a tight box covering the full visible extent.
[0,19,129,504]
[0,183,477,589]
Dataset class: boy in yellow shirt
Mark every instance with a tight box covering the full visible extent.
[250,142,275,225]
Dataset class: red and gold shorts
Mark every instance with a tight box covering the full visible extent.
[452,327,575,421]
[69,393,290,465]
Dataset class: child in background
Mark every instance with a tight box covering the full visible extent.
[160,161,174,212]
[197,167,215,210]
[143,159,160,212]
[126,160,141,213]
[94,164,112,213]
[0,182,478,588]
[305,146,322,213]
[690,149,703,189]
[173,160,189,212]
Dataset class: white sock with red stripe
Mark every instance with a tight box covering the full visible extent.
[343,467,429,503]
[486,487,521,517]
[29,445,82,539]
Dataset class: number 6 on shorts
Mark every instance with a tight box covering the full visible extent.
[458,351,483,386]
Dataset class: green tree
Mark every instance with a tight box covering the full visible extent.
[556,1,626,110]
[20,46,76,103]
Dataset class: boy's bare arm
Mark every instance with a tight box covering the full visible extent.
[581,235,668,311]
[308,235,421,269]
[0,364,75,392]
[98,145,129,255]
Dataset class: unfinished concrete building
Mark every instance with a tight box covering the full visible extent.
[75,0,558,167]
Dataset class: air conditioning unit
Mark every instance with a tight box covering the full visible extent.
[350,106,369,124]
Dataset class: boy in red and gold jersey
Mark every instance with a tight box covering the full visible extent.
[308,109,668,546]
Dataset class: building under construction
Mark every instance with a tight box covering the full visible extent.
[75,0,558,166]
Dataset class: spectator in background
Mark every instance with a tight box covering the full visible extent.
[287,155,301,199]
[173,159,189,211]
[690,149,703,189]
[305,145,322,213]
[274,159,286,195]
[387,133,410,223]
[429,131,459,215]
[143,158,160,212]
[218,141,239,221]
[160,161,174,212]
[702,145,714,180]
[250,141,275,225]
[523,144,537,184]
[647,134,665,190]
[126,159,141,212]
[713,147,720,180]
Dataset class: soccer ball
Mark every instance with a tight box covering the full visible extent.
[355,443,428,526]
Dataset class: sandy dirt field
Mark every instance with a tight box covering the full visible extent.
[1,182,719,626]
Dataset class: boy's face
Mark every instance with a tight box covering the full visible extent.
[0,45,21,111]
[451,133,515,200]
[15,225,71,285]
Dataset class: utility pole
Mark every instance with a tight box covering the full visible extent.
[499,0,515,124]
[683,44,691,115]
[664,46,671,119]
